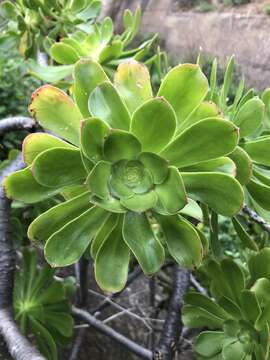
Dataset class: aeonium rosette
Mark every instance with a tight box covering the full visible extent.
[4,59,244,292]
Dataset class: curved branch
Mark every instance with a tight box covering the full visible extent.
[0,117,36,136]
[154,266,190,360]
[0,155,45,360]
[242,205,270,234]
[72,306,153,360]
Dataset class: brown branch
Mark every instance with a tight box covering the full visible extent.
[0,155,45,360]
[72,306,153,359]
[0,117,36,135]
[242,205,270,234]
[154,266,190,360]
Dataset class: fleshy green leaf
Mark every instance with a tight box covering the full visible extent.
[114,60,153,114]
[86,161,111,199]
[179,198,203,222]
[74,59,109,117]
[247,179,270,211]
[28,192,91,246]
[154,166,187,215]
[157,215,202,268]
[29,85,82,146]
[184,293,230,320]
[248,248,270,282]
[182,157,236,176]
[80,117,110,163]
[195,331,225,358]
[28,60,74,83]
[220,259,245,305]
[123,212,164,275]
[182,304,224,329]
[32,148,86,188]
[251,278,270,307]
[91,213,119,259]
[22,133,75,166]
[90,194,126,213]
[89,82,131,130]
[103,129,141,163]
[233,97,265,138]
[121,191,158,212]
[138,152,168,184]
[178,100,220,133]
[243,137,270,166]
[241,290,261,322]
[95,216,130,293]
[45,206,109,267]
[131,97,176,153]
[222,341,246,360]
[182,172,244,216]
[160,118,239,168]
[4,167,61,204]
[229,146,252,185]
[158,63,209,125]
[232,217,258,251]
[50,43,80,65]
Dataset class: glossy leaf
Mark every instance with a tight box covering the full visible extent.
[182,172,244,216]
[241,290,261,322]
[232,217,258,251]
[28,60,74,83]
[4,167,61,204]
[45,206,109,267]
[229,147,252,185]
[160,118,239,168]
[182,157,236,176]
[74,59,109,117]
[121,191,158,212]
[123,212,164,275]
[138,152,168,184]
[233,97,264,138]
[222,341,246,360]
[95,217,130,293]
[90,194,126,213]
[158,63,209,125]
[114,60,153,114]
[247,179,270,211]
[29,85,82,146]
[251,278,270,307]
[89,82,130,130]
[179,198,203,222]
[23,133,74,166]
[131,97,176,153]
[195,331,225,358]
[182,304,224,328]
[103,129,141,163]
[178,100,220,133]
[32,148,86,188]
[80,117,110,163]
[248,248,270,282]
[86,161,111,199]
[243,137,270,166]
[50,43,80,64]
[154,167,187,215]
[28,192,91,246]
[91,213,119,259]
[157,215,202,268]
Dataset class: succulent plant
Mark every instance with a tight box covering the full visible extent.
[183,249,270,359]
[0,0,101,58]
[28,8,164,86]
[208,57,270,227]
[5,59,244,292]
[14,248,75,360]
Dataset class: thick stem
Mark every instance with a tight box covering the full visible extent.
[0,155,45,360]
[154,266,190,360]
[0,117,36,135]
[72,306,153,360]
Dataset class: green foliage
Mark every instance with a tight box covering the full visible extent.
[4,59,245,293]
[14,248,75,360]
[0,50,41,117]
[0,0,101,58]
[183,251,270,359]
